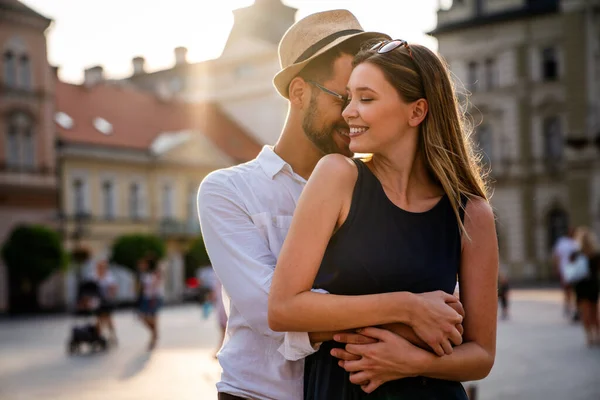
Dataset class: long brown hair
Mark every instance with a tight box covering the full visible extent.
[353,41,489,236]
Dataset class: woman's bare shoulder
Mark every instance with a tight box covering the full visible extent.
[312,154,359,184]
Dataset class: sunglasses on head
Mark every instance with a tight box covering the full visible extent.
[369,39,413,59]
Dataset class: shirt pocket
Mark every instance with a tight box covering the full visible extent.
[251,212,294,258]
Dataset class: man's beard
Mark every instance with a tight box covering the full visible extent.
[302,96,345,155]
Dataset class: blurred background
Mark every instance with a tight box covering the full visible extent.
[0,0,599,399]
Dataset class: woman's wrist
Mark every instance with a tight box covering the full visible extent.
[392,292,419,324]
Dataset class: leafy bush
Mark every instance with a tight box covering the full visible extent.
[2,224,68,286]
[110,234,166,271]
[184,235,211,279]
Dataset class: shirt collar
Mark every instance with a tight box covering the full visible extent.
[257,145,291,179]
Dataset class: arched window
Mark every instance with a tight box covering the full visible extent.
[19,54,31,89]
[4,112,35,168]
[6,120,19,167]
[547,208,569,250]
[3,51,16,87]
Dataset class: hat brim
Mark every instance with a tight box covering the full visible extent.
[273,31,390,99]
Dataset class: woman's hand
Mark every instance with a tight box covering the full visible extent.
[334,327,429,394]
[410,291,463,356]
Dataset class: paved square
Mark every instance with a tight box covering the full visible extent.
[0,290,598,399]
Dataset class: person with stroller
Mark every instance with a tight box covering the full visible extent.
[93,256,119,345]
[137,257,164,350]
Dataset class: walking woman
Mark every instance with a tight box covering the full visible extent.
[269,39,498,399]
[137,258,164,350]
[573,227,600,346]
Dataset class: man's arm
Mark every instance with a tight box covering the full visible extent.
[198,173,317,359]
[197,174,285,338]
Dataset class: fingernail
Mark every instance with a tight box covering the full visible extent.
[330,349,336,356]
[334,335,340,341]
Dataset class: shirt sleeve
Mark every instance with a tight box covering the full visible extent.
[278,288,329,361]
[198,173,309,345]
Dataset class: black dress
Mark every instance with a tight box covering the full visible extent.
[574,253,600,303]
[304,159,468,400]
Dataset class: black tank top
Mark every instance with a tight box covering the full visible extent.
[304,158,469,400]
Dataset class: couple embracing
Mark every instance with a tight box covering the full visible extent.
[198,9,498,400]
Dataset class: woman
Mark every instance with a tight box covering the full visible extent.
[94,257,118,344]
[137,258,164,350]
[573,227,600,346]
[269,39,498,399]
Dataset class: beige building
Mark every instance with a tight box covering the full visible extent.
[127,0,297,146]
[431,0,600,280]
[53,74,260,305]
[0,0,58,312]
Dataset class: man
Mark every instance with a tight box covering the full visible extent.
[198,10,462,399]
[553,226,580,319]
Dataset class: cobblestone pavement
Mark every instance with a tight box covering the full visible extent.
[0,290,599,400]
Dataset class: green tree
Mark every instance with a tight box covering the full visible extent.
[1,224,68,313]
[184,235,211,279]
[110,234,166,272]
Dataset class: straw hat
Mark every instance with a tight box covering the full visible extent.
[273,9,389,98]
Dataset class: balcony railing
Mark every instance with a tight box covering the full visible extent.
[0,162,55,175]
[158,218,201,237]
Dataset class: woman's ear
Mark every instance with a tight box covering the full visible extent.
[408,98,428,127]
[288,77,308,108]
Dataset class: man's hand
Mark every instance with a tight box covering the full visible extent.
[332,327,428,393]
[411,291,463,356]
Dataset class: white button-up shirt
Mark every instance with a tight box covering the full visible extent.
[197,146,318,400]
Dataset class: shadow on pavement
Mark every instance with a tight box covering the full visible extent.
[119,352,151,380]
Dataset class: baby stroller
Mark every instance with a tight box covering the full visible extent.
[67,280,109,355]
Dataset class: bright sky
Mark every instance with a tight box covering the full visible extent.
[20,0,442,84]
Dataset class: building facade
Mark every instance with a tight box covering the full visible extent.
[431,0,600,280]
[53,74,260,306]
[0,0,58,312]
[126,0,297,146]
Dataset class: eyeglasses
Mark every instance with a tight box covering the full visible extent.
[306,80,348,107]
[370,39,413,59]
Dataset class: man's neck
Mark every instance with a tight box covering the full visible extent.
[273,123,323,180]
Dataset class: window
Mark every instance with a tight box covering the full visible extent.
[484,58,497,89]
[468,61,478,91]
[129,183,140,219]
[187,186,197,224]
[22,125,35,167]
[547,208,568,250]
[19,55,31,89]
[162,183,174,219]
[4,112,35,168]
[102,180,115,220]
[3,51,16,87]
[6,122,19,167]
[478,125,493,165]
[73,178,86,216]
[543,116,563,169]
[541,47,558,81]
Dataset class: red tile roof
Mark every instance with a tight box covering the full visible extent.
[55,80,262,162]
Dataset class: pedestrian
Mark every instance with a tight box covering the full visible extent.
[268,37,498,397]
[498,270,510,320]
[137,258,164,350]
[552,227,580,320]
[93,256,118,344]
[572,227,599,346]
[199,10,468,400]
